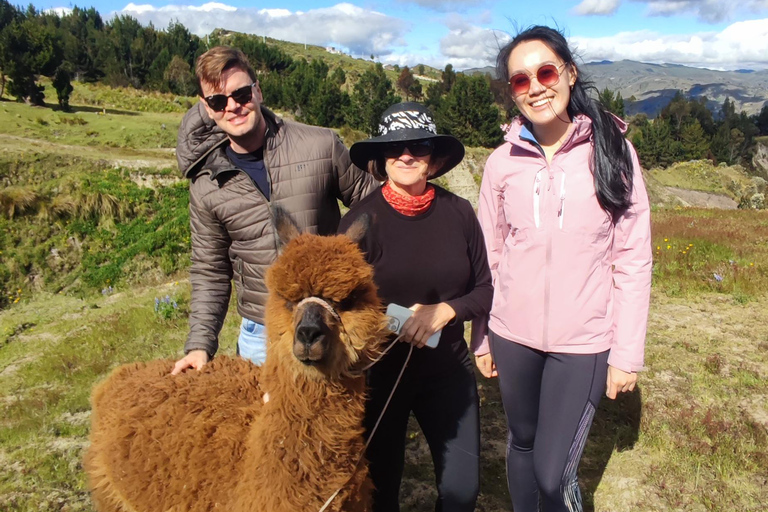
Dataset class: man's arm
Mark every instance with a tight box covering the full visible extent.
[176,181,233,370]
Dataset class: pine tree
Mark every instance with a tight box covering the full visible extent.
[598,87,624,118]
[347,63,400,135]
[756,104,768,136]
[435,74,502,147]
[164,55,196,96]
[52,66,73,110]
[679,119,708,160]
[441,63,456,93]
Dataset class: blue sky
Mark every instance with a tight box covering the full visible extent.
[39,0,768,70]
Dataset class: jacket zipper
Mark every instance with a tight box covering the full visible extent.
[542,164,553,350]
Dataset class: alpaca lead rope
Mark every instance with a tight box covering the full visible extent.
[295,296,412,512]
[319,335,413,512]
[296,296,343,323]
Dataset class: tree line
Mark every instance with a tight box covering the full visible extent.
[0,2,503,147]
[1,1,767,167]
[599,89,768,172]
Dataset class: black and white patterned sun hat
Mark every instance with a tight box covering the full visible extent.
[349,102,464,180]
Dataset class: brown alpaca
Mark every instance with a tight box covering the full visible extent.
[84,211,387,512]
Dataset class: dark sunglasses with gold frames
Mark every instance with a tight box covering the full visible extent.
[203,83,256,112]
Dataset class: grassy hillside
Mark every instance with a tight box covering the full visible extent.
[1,86,767,512]
[213,30,442,87]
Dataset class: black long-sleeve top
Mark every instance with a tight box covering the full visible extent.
[339,185,493,377]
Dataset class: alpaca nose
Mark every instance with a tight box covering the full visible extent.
[293,304,330,363]
[296,323,324,347]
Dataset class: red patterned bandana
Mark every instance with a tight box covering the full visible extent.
[382,181,436,216]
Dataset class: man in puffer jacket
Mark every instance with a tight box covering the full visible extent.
[171,46,377,374]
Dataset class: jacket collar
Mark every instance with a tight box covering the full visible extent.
[502,113,627,155]
[179,104,283,179]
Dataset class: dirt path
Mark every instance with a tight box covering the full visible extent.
[665,186,738,209]
[0,133,176,170]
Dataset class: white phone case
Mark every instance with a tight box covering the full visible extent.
[385,303,441,348]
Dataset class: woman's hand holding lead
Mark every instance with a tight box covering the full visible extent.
[400,302,455,348]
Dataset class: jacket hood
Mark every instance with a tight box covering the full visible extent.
[502,113,628,151]
[176,101,227,179]
[176,102,282,179]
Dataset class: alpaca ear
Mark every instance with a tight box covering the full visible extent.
[271,205,302,247]
[343,213,371,245]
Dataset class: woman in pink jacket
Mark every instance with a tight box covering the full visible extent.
[474,26,652,512]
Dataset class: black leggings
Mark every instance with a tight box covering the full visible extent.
[490,331,609,512]
[364,358,480,512]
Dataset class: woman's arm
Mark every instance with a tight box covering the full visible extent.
[470,155,504,357]
[608,142,653,375]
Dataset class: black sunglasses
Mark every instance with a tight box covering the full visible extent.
[381,140,434,158]
[204,83,256,112]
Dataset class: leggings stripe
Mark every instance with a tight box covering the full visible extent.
[561,401,596,512]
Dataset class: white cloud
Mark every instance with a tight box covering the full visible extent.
[45,6,72,16]
[438,20,511,69]
[397,0,486,11]
[571,18,768,69]
[573,0,622,15]
[634,0,768,23]
[116,2,406,57]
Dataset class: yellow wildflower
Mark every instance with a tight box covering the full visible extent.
[667,245,671,249]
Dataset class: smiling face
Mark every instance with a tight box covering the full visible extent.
[384,148,432,197]
[199,66,265,153]
[507,39,577,137]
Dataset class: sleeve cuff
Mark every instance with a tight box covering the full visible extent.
[607,351,646,373]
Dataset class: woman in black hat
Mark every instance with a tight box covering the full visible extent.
[338,102,493,512]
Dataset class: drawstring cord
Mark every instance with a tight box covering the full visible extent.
[532,170,566,230]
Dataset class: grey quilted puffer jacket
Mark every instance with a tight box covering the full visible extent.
[176,102,377,357]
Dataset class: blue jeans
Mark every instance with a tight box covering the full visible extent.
[238,318,267,365]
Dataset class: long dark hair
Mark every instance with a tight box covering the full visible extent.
[496,25,634,217]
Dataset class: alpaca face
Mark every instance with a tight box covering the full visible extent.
[265,230,386,381]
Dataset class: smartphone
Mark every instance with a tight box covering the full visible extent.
[385,303,441,349]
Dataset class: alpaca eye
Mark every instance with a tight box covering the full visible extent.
[337,288,365,311]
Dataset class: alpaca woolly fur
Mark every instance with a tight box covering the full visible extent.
[84,215,388,512]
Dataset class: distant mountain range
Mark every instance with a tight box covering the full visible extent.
[464,60,768,118]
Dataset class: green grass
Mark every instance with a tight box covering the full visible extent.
[0,153,190,306]
[0,99,181,150]
[651,208,768,301]
[67,81,196,114]
[648,160,760,200]
[0,286,242,511]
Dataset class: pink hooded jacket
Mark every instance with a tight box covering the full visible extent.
[473,115,652,373]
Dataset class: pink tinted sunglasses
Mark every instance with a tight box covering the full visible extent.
[508,63,567,96]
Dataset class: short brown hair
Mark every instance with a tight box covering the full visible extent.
[195,46,257,96]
